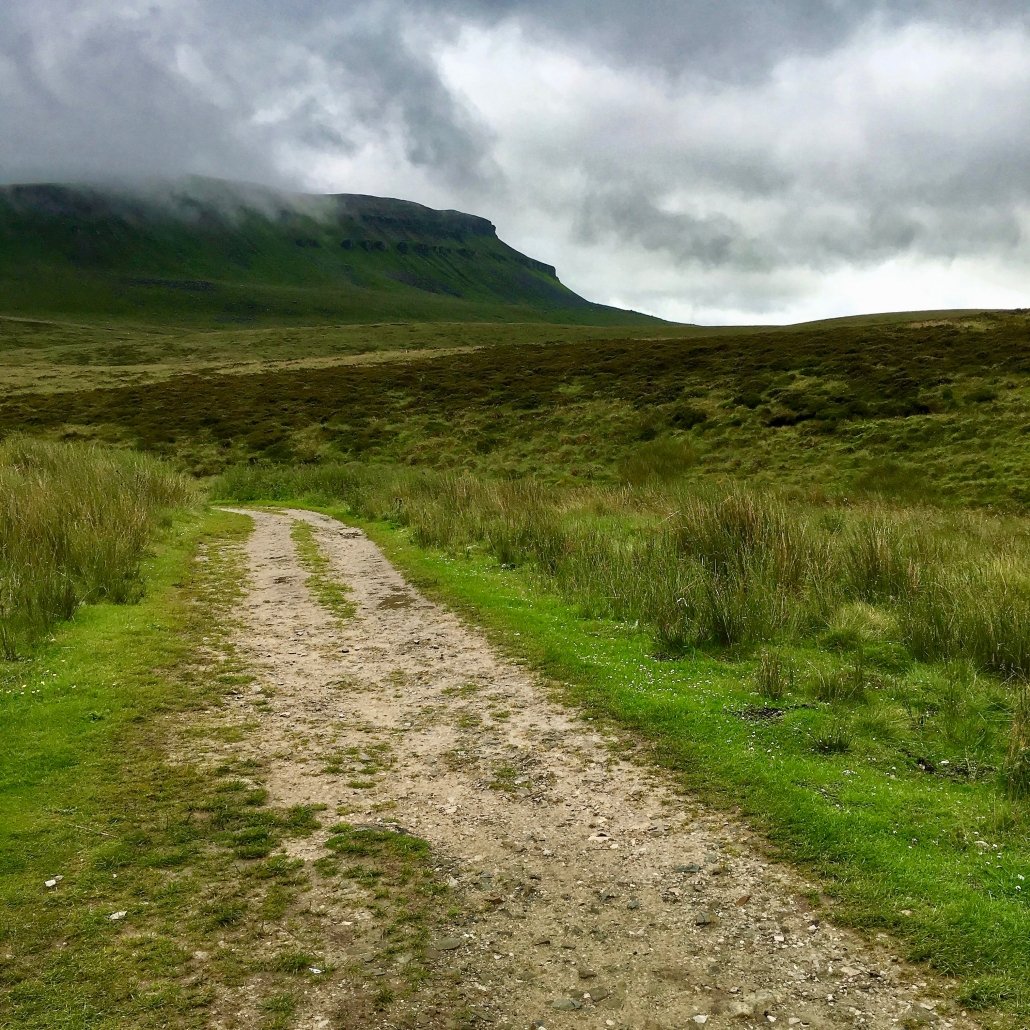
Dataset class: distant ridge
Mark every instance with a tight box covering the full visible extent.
[0,178,657,326]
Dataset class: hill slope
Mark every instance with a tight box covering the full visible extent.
[0,178,655,326]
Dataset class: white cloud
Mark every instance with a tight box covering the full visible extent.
[425,19,1030,321]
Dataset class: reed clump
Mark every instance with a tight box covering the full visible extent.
[0,436,197,657]
[215,463,1030,681]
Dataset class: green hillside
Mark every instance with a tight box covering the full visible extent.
[0,178,655,327]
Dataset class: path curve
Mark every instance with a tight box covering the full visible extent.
[219,507,977,1030]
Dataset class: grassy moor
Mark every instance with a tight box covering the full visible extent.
[2,179,1029,1027]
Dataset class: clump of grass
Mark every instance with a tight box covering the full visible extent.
[841,516,923,601]
[755,649,795,703]
[1003,685,1030,799]
[617,435,700,485]
[0,436,197,657]
[822,601,894,651]
[901,558,1030,680]
[812,657,870,706]
[813,714,854,753]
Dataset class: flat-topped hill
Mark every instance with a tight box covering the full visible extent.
[0,178,656,326]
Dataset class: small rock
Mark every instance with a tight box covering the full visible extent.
[626,899,641,910]
[44,876,63,889]
[578,967,598,979]
[693,1016,709,1025]
[108,911,127,921]
[734,894,751,906]
[552,998,583,1011]
[727,1002,755,1019]
[902,1006,938,1026]
[675,863,702,873]
[695,912,716,927]
[587,988,611,1003]
[433,937,462,951]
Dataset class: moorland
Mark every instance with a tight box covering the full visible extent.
[1,180,1028,1027]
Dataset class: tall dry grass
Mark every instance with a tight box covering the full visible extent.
[0,436,197,657]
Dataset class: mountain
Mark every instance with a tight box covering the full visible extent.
[0,177,657,327]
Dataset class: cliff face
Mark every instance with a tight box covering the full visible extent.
[331,193,497,238]
[0,178,625,325]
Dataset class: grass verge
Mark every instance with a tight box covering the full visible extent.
[312,505,1030,1026]
[0,509,333,1028]
[0,436,198,657]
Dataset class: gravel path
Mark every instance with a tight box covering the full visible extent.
[218,507,978,1030]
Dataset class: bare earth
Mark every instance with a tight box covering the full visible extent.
[214,507,979,1030]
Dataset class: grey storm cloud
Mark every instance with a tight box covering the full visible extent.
[0,0,495,190]
[576,190,776,272]
[408,0,1030,80]
[0,0,1028,320]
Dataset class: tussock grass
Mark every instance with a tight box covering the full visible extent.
[219,463,1029,670]
[0,437,197,657]
[1004,685,1030,798]
[900,558,1030,680]
[218,463,1030,803]
[754,649,795,703]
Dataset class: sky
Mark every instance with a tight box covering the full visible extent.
[1,1,1029,324]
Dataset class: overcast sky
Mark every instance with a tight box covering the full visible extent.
[2,1,1029,323]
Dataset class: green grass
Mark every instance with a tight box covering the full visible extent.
[10,309,1029,501]
[0,437,198,657]
[336,510,1030,1023]
[290,519,356,623]
[0,510,338,1027]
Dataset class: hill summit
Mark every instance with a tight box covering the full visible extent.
[0,177,653,326]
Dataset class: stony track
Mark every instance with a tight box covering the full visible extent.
[216,507,977,1030]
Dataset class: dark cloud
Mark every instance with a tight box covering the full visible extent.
[409,0,1030,80]
[0,1,495,191]
[0,0,1028,319]
[322,24,497,190]
[575,189,775,272]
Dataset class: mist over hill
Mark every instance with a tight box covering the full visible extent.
[0,177,656,326]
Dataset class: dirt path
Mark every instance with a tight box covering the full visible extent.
[217,507,978,1030]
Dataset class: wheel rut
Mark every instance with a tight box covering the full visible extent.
[216,506,979,1030]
